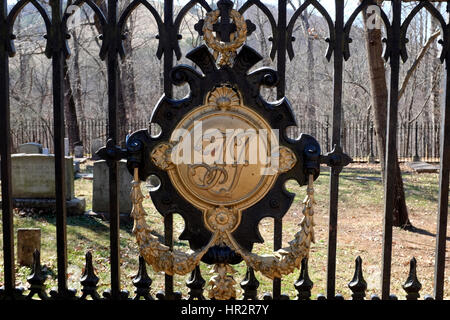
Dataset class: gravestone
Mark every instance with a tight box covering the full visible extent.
[17,228,41,267]
[92,160,132,220]
[18,142,43,154]
[74,145,84,158]
[64,138,69,156]
[90,138,104,160]
[407,162,440,173]
[10,154,85,215]
[74,141,84,158]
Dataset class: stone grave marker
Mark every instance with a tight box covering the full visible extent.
[64,138,69,156]
[91,138,104,160]
[74,142,84,158]
[92,159,132,220]
[10,154,85,215]
[18,142,43,154]
[17,228,41,267]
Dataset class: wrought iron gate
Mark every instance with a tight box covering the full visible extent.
[0,0,449,301]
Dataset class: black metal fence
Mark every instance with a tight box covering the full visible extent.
[10,118,443,163]
[1,0,449,301]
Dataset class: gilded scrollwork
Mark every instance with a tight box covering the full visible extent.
[278,146,297,173]
[151,142,174,171]
[207,263,238,300]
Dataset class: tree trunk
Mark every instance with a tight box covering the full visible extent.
[362,2,411,228]
[430,4,442,160]
[300,10,316,124]
[63,59,81,153]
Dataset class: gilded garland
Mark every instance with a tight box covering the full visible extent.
[129,84,317,299]
[128,4,318,298]
[130,167,316,292]
[202,9,247,66]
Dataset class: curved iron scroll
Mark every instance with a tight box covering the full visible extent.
[6,0,51,57]
[343,0,392,62]
[61,0,107,59]
[238,0,278,60]
[118,0,164,59]
[400,1,448,63]
[286,0,335,61]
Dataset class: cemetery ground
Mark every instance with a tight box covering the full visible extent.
[0,162,449,299]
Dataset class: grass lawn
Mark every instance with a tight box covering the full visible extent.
[0,162,449,299]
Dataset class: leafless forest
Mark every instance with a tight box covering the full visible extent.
[8,0,446,160]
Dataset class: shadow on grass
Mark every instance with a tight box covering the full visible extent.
[406,225,450,241]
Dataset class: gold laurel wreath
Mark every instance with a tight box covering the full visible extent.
[202,9,247,66]
[130,167,315,281]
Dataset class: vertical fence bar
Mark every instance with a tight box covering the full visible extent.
[326,0,344,300]
[0,0,15,299]
[274,0,287,300]
[106,0,122,299]
[381,0,401,300]
[49,0,73,298]
[163,0,175,299]
[434,3,450,300]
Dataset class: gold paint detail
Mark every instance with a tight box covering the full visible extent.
[166,85,279,214]
[227,175,316,280]
[207,86,240,111]
[278,146,297,173]
[205,206,238,233]
[131,167,218,276]
[151,142,174,171]
[131,166,316,288]
[203,9,247,66]
[207,264,238,300]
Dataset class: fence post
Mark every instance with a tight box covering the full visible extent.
[434,3,450,300]
[381,0,401,300]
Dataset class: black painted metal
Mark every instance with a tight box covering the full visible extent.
[326,0,344,300]
[0,0,15,300]
[294,258,313,300]
[133,256,154,300]
[434,4,450,300]
[348,256,367,300]
[186,266,206,300]
[80,252,102,300]
[381,0,402,300]
[0,0,449,301]
[26,250,49,300]
[241,267,260,300]
[402,257,422,300]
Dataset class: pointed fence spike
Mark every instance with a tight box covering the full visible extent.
[80,251,101,300]
[186,265,206,300]
[294,258,313,300]
[402,257,422,300]
[133,255,154,300]
[240,267,259,300]
[26,249,49,300]
[348,256,367,300]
